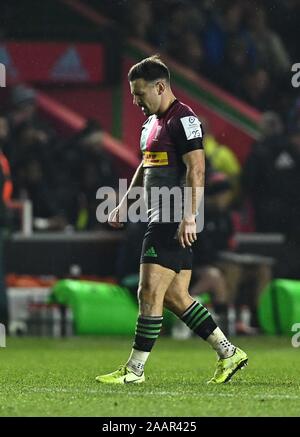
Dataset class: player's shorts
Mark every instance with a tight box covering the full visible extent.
[140,223,193,273]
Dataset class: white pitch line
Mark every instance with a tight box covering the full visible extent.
[1,387,299,401]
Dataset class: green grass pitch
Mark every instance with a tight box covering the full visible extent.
[0,336,299,417]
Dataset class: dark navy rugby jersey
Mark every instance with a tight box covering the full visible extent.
[140,99,203,223]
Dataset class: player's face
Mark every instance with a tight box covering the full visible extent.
[130,79,162,116]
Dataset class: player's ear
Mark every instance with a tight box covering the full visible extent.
[156,81,165,95]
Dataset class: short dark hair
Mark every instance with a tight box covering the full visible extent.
[128,55,170,83]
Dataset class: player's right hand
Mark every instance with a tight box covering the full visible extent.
[177,216,197,248]
[108,206,124,229]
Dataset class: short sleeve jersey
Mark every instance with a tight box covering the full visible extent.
[140,99,203,223]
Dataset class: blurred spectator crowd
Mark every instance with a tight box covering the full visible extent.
[0,85,117,232]
[99,0,299,117]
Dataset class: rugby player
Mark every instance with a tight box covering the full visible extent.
[96,56,247,384]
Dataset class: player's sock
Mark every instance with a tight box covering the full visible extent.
[127,315,163,376]
[126,349,150,376]
[180,300,217,340]
[206,327,236,358]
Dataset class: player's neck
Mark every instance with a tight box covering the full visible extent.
[156,94,177,118]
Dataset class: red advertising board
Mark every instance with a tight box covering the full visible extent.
[0,42,104,84]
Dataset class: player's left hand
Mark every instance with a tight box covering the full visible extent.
[178,217,197,248]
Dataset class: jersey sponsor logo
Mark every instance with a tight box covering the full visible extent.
[180,116,202,140]
[143,151,168,167]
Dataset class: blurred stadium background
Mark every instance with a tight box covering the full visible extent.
[0,0,300,417]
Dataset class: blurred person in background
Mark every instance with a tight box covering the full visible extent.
[191,172,234,332]
[6,85,55,163]
[8,85,37,131]
[170,31,209,77]
[202,118,241,201]
[6,85,67,231]
[220,36,255,95]
[264,0,300,60]
[12,136,67,231]
[273,119,300,280]
[243,106,300,295]
[164,2,207,74]
[242,111,284,232]
[242,111,300,235]
[76,125,118,231]
[191,170,257,335]
[55,120,117,230]
[203,1,254,73]
[125,0,153,41]
[246,5,290,78]
[238,66,273,111]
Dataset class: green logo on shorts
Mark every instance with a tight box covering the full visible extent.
[144,246,158,258]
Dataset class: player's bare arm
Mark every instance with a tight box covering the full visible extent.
[178,149,205,248]
[108,161,144,228]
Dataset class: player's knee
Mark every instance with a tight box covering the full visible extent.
[138,286,160,306]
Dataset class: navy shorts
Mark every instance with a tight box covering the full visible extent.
[140,223,193,273]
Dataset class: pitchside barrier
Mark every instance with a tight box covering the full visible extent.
[51,280,174,336]
[258,279,300,335]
